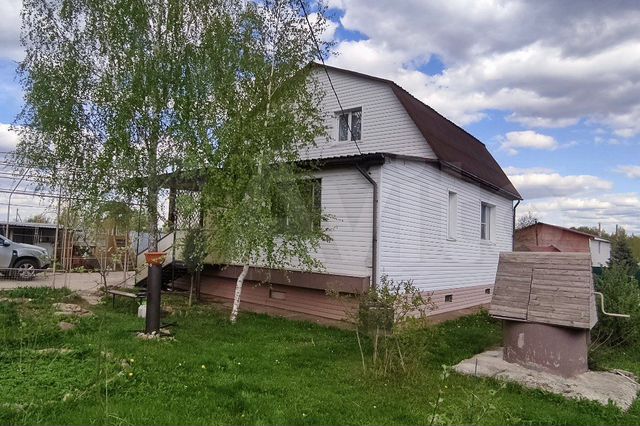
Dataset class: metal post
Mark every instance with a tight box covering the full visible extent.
[145,263,162,334]
[5,167,30,236]
[52,187,62,288]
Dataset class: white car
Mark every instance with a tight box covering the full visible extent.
[0,235,51,280]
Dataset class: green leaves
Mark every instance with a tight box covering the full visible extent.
[19,0,333,271]
[198,1,332,272]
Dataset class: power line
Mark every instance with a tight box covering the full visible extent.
[298,0,363,156]
[0,203,51,207]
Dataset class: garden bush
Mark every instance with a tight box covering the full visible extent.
[591,265,640,349]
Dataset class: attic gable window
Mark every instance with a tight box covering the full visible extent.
[337,108,362,142]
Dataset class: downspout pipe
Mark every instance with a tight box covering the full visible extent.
[512,200,520,251]
[356,164,378,289]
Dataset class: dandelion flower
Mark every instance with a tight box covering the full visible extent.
[201,364,206,369]
[128,372,133,377]
[130,358,134,363]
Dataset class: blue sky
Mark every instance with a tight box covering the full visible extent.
[0,0,639,232]
[322,0,640,233]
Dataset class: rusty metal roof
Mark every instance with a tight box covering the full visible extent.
[490,252,597,329]
[516,222,607,240]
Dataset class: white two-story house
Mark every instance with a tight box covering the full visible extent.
[168,63,522,323]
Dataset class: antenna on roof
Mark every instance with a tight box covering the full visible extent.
[298,0,363,156]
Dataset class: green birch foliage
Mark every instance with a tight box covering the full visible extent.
[19,0,335,272]
[201,0,333,271]
[17,0,243,243]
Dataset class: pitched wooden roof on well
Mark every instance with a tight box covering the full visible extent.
[489,252,597,329]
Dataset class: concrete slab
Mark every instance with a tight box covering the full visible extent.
[454,349,639,410]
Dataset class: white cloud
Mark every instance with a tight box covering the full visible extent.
[615,165,640,180]
[326,0,344,9]
[518,193,640,234]
[308,13,339,43]
[500,130,557,155]
[0,0,23,60]
[503,166,554,175]
[328,1,640,136]
[0,124,19,152]
[507,168,613,199]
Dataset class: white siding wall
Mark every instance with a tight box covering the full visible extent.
[378,158,513,291]
[310,166,379,277]
[590,239,611,267]
[300,68,436,160]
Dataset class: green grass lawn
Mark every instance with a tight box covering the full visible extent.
[1,287,639,425]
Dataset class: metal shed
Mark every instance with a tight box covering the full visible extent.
[489,252,597,377]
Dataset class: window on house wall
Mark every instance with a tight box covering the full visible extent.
[302,178,322,231]
[448,191,458,239]
[274,179,322,232]
[337,108,362,141]
[481,202,495,240]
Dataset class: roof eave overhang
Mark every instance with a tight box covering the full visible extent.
[438,160,522,201]
[296,152,387,170]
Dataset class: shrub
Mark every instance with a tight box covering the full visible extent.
[343,275,437,378]
[181,227,208,306]
[591,265,640,349]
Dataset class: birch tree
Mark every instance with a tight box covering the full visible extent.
[17,0,334,325]
[17,0,244,333]
[17,0,239,251]
[201,0,333,323]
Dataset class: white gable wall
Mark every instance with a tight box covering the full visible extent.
[378,157,513,292]
[300,68,436,160]
[590,239,611,267]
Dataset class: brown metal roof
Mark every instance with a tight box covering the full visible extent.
[490,252,597,329]
[313,63,522,200]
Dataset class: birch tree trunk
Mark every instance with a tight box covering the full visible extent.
[230,4,280,324]
[146,137,159,252]
[230,263,250,323]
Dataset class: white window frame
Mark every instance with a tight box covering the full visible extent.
[447,191,458,240]
[336,108,362,142]
[480,202,496,241]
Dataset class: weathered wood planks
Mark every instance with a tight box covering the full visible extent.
[489,252,596,329]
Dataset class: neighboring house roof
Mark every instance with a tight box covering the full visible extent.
[517,221,609,242]
[312,63,522,200]
[3,221,58,229]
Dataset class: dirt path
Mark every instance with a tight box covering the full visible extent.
[0,271,138,305]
